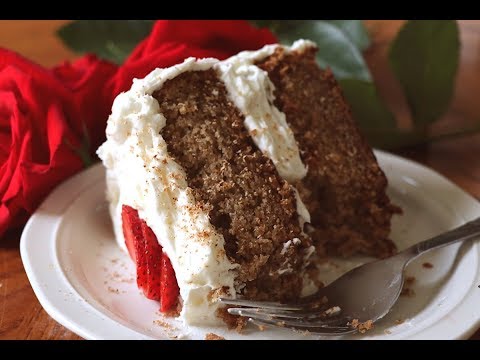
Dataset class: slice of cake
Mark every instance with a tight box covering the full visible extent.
[97,39,400,326]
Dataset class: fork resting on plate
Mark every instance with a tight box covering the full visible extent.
[220,216,480,335]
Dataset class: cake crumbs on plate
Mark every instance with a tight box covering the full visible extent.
[324,306,341,316]
[405,276,416,285]
[348,319,374,334]
[401,276,416,297]
[205,333,225,340]
[153,319,181,339]
[107,286,120,294]
[384,329,392,335]
[422,262,434,269]
[153,319,176,330]
[400,287,415,297]
[256,324,266,331]
[395,319,405,325]
[292,328,311,336]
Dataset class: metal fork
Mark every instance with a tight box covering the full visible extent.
[220,216,480,335]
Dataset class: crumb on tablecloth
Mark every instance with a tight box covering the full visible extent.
[205,333,225,340]
[422,262,434,269]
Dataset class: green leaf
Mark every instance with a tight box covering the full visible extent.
[339,78,395,131]
[250,20,465,149]
[324,20,370,51]
[253,20,395,143]
[57,20,155,64]
[276,21,372,81]
[389,20,460,126]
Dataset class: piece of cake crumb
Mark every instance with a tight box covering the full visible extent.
[405,276,416,285]
[324,306,341,316]
[205,333,225,340]
[349,319,374,334]
[107,286,120,294]
[401,276,416,297]
[256,324,266,331]
[384,329,392,335]
[153,319,178,331]
[400,287,415,297]
[422,262,434,269]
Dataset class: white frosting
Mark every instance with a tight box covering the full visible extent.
[294,188,311,228]
[216,39,314,230]
[97,40,318,326]
[290,39,317,52]
[216,43,306,183]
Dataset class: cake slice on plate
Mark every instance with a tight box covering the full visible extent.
[97,39,400,326]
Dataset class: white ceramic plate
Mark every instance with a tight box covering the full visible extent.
[20,150,480,340]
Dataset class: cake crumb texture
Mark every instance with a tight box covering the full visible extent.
[256,47,401,258]
[349,318,374,334]
[154,69,312,302]
[216,307,248,331]
[205,333,225,340]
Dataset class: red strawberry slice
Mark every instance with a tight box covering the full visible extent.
[160,252,180,313]
[140,220,162,300]
[121,205,141,262]
[121,204,180,312]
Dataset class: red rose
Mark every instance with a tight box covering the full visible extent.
[0,20,277,237]
[0,49,113,236]
[52,55,118,153]
[110,20,277,96]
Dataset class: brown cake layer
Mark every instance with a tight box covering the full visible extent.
[153,69,312,302]
[256,46,401,258]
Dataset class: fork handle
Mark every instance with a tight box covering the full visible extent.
[406,216,480,262]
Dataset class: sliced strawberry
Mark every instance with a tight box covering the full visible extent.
[121,205,141,262]
[121,204,180,312]
[160,252,180,313]
[140,220,162,300]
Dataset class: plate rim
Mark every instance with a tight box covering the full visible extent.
[20,150,480,340]
[20,164,152,340]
